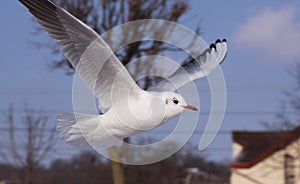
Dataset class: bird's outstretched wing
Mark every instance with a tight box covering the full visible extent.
[149,39,227,92]
[20,0,143,112]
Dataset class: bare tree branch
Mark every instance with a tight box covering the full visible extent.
[0,104,57,184]
[33,0,200,80]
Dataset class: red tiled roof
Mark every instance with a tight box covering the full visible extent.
[231,126,300,168]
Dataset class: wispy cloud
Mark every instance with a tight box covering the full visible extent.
[233,5,300,63]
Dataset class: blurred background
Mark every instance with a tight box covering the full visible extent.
[1,0,300,183]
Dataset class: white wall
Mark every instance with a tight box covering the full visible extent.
[231,138,300,184]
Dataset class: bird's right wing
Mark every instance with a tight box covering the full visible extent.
[20,0,143,112]
[149,39,227,92]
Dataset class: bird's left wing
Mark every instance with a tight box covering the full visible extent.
[149,39,227,92]
[19,0,144,112]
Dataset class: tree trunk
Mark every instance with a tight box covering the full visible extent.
[109,146,126,184]
[24,164,33,184]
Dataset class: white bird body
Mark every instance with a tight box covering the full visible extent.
[19,0,227,150]
[57,91,187,148]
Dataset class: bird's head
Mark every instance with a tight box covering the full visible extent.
[156,91,198,120]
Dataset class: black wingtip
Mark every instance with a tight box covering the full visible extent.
[210,43,216,50]
[19,0,58,11]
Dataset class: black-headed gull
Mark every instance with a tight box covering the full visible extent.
[19,0,227,149]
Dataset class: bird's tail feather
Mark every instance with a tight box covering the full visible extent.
[56,112,98,148]
[56,112,122,149]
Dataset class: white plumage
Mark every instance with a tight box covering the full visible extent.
[19,0,227,150]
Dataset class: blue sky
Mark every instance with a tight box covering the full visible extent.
[1,0,300,163]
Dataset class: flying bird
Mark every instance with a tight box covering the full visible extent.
[19,0,227,149]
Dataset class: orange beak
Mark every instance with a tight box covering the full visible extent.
[182,105,198,111]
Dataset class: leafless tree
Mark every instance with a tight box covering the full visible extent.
[259,63,300,179]
[32,0,201,183]
[34,0,200,85]
[283,63,300,125]
[0,105,56,184]
[262,63,300,130]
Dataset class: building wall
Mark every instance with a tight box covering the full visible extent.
[232,143,242,159]
[231,139,300,184]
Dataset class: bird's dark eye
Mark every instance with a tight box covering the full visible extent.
[173,99,179,104]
